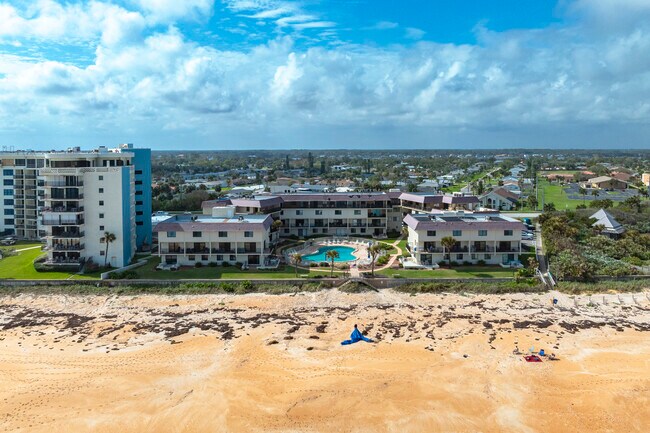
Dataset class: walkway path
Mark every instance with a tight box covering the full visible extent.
[15,245,42,252]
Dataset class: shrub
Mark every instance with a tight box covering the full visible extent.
[222,262,231,267]
[220,283,235,293]
[208,262,218,267]
[194,262,203,268]
[319,262,329,267]
[477,260,486,266]
[462,261,472,266]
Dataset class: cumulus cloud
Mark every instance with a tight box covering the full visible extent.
[1,0,650,148]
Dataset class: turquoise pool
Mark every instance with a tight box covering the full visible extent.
[303,246,356,262]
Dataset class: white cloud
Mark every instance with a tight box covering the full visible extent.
[365,21,399,30]
[135,0,214,23]
[1,0,650,148]
[405,27,426,40]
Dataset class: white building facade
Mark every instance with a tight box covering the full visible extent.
[154,207,278,267]
[404,212,525,266]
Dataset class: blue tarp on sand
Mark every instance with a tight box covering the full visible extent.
[341,328,373,345]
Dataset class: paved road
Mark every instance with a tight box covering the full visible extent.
[534,222,548,274]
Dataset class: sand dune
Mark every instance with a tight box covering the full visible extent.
[1,290,649,432]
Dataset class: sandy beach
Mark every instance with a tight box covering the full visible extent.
[1,289,650,433]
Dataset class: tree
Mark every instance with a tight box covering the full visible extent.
[591,189,599,199]
[271,219,283,232]
[622,195,642,212]
[325,249,340,277]
[543,202,556,212]
[578,186,587,203]
[440,236,457,268]
[290,253,302,278]
[476,180,485,195]
[527,195,538,210]
[368,243,388,277]
[103,231,116,267]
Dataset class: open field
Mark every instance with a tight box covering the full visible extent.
[0,243,87,280]
[1,289,649,433]
[538,179,590,210]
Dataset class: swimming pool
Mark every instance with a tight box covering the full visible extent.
[302,246,357,262]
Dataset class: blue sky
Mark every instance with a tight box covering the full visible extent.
[0,0,649,149]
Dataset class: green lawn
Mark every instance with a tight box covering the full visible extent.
[0,243,97,280]
[132,256,334,279]
[376,266,516,279]
[539,179,592,210]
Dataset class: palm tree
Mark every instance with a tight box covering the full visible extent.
[368,243,388,277]
[591,189,599,200]
[579,187,587,203]
[103,231,116,267]
[325,249,339,277]
[271,219,283,232]
[440,236,457,268]
[290,253,302,278]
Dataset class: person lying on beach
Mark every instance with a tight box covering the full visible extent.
[341,324,374,345]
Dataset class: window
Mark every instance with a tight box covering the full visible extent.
[135,170,142,175]
[99,188,104,193]
[3,189,11,196]
[99,213,104,219]
[3,179,13,186]
[99,200,104,206]
[2,169,12,176]
[4,209,14,215]
[201,255,208,261]
[136,201,143,206]
[100,225,104,231]
[192,231,202,238]
[4,199,13,206]
[167,231,176,238]
[218,231,227,238]
[427,230,436,237]
[244,231,253,238]
[504,230,513,236]
[136,211,143,216]
[335,210,342,215]
[188,255,195,261]
[135,180,142,185]
[99,175,103,181]
[296,210,303,215]
[478,230,487,237]
[100,250,105,256]
[485,254,491,260]
[456,254,463,260]
[315,210,322,215]
[136,221,143,226]
[135,191,142,195]
[452,230,462,236]
[354,210,361,215]
[3,218,14,225]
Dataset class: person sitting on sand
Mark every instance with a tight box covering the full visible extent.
[341,324,374,345]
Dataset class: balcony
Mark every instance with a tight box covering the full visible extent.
[49,231,84,238]
[44,194,83,201]
[237,248,260,254]
[42,206,84,213]
[51,243,84,251]
[44,181,84,187]
[161,247,185,254]
[42,217,84,226]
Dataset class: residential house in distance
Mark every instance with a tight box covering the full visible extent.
[479,188,520,211]
[590,209,625,238]
[581,176,628,190]
[610,171,632,183]
[404,211,525,267]
[154,206,278,267]
[642,173,650,187]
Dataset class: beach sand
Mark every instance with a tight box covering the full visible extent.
[1,289,649,432]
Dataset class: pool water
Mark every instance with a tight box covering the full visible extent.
[303,246,356,262]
